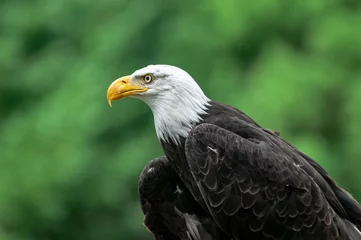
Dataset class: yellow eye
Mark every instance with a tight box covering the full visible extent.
[142,74,154,84]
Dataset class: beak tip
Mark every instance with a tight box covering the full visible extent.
[107,99,113,107]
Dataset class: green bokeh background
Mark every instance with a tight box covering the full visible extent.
[1,0,360,239]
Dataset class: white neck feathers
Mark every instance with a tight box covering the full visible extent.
[149,90,210,144]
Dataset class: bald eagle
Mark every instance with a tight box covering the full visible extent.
[107,65,361,240]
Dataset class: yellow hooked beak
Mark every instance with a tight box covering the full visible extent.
[107,76,148,107]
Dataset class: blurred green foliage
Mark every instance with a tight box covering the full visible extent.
[0,0,360,239]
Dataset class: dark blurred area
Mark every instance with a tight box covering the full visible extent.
[0,0,360,239]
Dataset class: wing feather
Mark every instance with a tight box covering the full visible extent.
[139,156,229,240]
[185,123,351,240]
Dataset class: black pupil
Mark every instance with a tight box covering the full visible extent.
[146,75,150,81]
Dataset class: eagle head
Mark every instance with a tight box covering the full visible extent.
[107,65,210,144]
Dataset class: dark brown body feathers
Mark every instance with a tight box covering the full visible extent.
[139,101,361,240]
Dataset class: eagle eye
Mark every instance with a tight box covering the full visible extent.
[142,74,154,84]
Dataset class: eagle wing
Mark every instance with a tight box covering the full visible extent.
[208,114,361,228]
[205,115,361,223]
[138,156,226,240]
[185,122,360,240]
